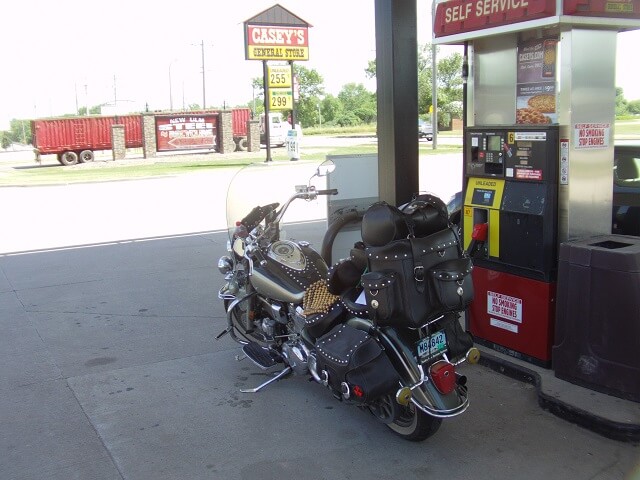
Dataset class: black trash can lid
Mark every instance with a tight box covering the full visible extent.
[559,234,640,272]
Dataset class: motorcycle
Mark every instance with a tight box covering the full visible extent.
[217,159,480,441]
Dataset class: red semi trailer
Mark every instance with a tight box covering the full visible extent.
[32,115,143,165]
[31,109,254,165]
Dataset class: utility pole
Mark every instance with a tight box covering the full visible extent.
[200,40,206,109]
[191,41,208,110]
[169,61,175,111]
[113,74,118,109]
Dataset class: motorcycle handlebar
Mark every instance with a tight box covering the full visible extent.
[316,189,339,196]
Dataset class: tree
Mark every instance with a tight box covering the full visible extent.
[628,99,640,115]
[365,44,463,127]
[1,119,32,146]
[417,44,434,117]
[365,59,376,80]
[337,83,376,125]
[1,132,10,149]
[436,53,463,102]
[77,105,103,115]
[320,94,343,126]
[616,87,629,117]
[293,64,325,127]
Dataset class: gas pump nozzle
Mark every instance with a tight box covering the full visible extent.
[467,223,488,258]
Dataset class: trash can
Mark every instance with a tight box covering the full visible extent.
[552,234,640,402]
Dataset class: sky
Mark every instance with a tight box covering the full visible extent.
[1,0,640,128]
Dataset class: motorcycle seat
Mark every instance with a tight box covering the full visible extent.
[327,251,367,296]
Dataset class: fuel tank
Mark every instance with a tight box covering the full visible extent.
[251,241,328,303]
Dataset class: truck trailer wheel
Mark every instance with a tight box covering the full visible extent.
[236,137,248,151]
[79,150,95,163]
[60,151,79,166]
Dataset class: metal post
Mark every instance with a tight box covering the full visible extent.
[263,60,272,162]
[374,0,419,206]
[289,61,296,128]
[431,43,438,149]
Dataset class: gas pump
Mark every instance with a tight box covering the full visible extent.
[463,126,559,366]
[432,0,640,367]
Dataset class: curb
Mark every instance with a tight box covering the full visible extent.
[479,351,640,443]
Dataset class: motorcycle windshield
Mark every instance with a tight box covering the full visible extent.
[226,160,330,242]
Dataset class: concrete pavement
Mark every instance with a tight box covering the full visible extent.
[1,163,639,480]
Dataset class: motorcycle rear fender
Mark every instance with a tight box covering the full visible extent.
[345,318,467,416]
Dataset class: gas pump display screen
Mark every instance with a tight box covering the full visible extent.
[487,135,501,152]
[471,188,496,206]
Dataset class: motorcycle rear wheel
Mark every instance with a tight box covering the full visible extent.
[386,401,442,442]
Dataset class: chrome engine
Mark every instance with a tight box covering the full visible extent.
[282,340,313,376]
[281,305,319,378]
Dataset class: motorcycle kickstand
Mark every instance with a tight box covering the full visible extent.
[240,366,292,394]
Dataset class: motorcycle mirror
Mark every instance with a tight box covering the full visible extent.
[316,159,336,177]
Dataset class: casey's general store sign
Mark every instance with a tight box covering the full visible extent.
[245,25,309,60]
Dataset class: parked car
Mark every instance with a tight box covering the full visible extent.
[446,143,640,237]
[418,119,433,141]
[612,143,640,236]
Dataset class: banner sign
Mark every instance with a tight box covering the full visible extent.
[245,25,309,60]
[516,37,558,125]
[155,114,218,152]
[434,0,555,37]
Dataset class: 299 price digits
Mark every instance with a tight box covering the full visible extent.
[272,95,288,107]
[269,90,292,110]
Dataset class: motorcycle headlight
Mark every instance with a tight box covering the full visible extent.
[218,256,234,275]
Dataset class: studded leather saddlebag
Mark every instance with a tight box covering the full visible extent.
[428,257,474,316]
[315,324,399,404]
[365,227,462,328]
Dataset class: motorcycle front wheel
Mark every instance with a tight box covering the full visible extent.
[223,295,273,347]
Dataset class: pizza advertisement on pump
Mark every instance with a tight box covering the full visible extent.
[516,37,558,125]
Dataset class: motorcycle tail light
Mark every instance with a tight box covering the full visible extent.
[430,360,456,395]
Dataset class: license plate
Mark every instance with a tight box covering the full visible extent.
[417,330,448,363]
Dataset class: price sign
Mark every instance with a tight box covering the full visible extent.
[269,88,293,110]
[267,65,292,88]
